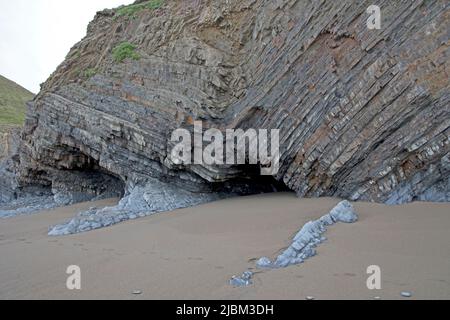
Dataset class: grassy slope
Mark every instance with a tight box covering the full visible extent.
[0,75,34,131]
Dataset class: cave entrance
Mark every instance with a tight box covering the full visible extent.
[213,164,290,196]
[51,145,126,202]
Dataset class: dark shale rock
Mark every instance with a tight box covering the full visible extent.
[5,0,449,217]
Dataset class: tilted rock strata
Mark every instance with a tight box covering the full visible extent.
[257,200,358,269]
[231,200,359,287]
[13,0,450,205]
[0,120,124,215]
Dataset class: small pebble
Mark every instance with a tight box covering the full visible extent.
[306,296,315,300]
[132,290,142,295]
[401,291,412,298]
[373,296,381,300]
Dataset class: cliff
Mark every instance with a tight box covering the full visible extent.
[2,0,449,227]
[0,75,33,203]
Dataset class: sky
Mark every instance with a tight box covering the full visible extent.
[0,0,134,93]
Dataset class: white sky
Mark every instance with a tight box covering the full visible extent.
[0,0,134,93]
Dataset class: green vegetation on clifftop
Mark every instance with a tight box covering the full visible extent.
[0,75,34,131]
[115,0,164,19]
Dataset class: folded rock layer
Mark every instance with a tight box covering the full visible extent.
[14,0,450,204]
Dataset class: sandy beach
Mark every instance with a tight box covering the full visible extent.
[0,193,449,300]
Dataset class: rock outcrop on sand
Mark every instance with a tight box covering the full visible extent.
[231,200,359,286]
[257,200,358,269]
[1,0,449,221]
[48,178,224,235]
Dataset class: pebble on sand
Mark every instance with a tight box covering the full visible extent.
[401,291,412,298]
[132,290,142,295]
[306,296,315,300]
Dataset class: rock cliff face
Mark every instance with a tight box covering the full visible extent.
[0,129,16,162]
[6,0,450,216]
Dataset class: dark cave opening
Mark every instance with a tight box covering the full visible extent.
[49,145,126,201]
[43,145,290,206]
[211,164,290,196]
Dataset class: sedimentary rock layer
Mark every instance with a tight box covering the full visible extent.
[12,0,450,204]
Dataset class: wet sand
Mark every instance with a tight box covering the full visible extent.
[0,193,449,300]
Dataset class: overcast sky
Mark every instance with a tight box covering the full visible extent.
[0,0,134,93]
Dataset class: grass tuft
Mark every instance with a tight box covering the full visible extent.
[112,42,140,63]
[84,68,98,78]
[115,0,164,19]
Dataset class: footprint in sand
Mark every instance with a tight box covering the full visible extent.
[344,273,357,277]
[187,257,204,261]
[334,273,357,277]
[436,279,450,285]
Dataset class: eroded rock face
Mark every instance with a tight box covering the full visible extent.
[0,128,21,204]
[14,0,450,205]
[0,119,125,215]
